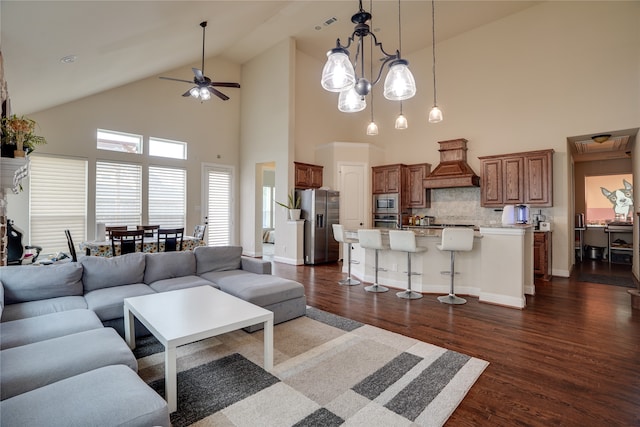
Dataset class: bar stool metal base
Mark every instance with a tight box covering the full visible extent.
[397,290,423,299]
[339,277,360,286]
[438,294,467,305]
[365,283,389,293]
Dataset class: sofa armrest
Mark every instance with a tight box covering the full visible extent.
[240,257,272,275]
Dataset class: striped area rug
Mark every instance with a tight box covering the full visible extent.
[135,307,488,427]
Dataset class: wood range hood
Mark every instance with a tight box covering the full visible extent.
[423,138,480,189]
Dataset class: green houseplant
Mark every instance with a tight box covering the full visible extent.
[276,189,301,220]
[1,115,47,157]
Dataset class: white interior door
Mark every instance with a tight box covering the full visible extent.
[338,162,367,229]
[202,164,234,246]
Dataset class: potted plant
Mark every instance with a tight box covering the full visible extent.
[276,189,301,220]
[1,115,47,158]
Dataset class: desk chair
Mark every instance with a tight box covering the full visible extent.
[437,228,474,305]
[357,229,389,293]
[332,224,360,286]
[110,229,145,256]
[388,230,426,299]
[157,228,184,252]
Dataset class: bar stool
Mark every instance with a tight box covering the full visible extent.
[388,230,426,299]
[437,228,474,305]
[357,229,389,293]
[332,224,360,286]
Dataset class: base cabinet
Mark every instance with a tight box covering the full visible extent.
[534,231,552,281]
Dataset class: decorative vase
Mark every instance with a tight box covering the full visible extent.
[14,132,25,158]
[288,209,301,221]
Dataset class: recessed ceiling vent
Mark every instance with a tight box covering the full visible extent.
[423,138,480,189]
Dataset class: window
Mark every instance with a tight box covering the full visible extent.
[96,161,142,226]
[97,129,142,154]
[585,174,633,225]
[205,166,232,246]
[29,155,87,254]
[149,166,186,228]
[149,137,187,160]
[262,186,274,228]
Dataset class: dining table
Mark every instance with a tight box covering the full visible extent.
[80,236,206,257]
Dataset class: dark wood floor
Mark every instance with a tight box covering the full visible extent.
[268,258,640,426]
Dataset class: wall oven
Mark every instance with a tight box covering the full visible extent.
[373,193,399,214]
[373,214,399,229]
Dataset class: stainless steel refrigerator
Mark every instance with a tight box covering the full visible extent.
[298,189,340,264]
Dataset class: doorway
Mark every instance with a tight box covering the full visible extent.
[259,162,276,259]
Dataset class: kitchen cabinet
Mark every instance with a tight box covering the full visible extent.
[406,163,431,208]
[294,162,323,189]
[479,149,553,207]
[534,231,552,281]
[372,164,404,194]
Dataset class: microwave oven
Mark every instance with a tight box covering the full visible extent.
[374,193,399,214]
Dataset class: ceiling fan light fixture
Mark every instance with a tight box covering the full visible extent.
[199,88,211,101]
[591,134,612,143]
[189,87,200,98]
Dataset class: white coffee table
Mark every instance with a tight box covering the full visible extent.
[123,286,274,413]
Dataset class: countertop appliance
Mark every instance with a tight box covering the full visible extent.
[502,204,530,225]
[298,189,340,265]
[373,193,399,214]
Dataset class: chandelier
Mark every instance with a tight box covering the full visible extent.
[321,0,416,113]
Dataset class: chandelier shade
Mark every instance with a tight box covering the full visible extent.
[338,87,366,112]
[383,59,416,101]
[321,48,356,92]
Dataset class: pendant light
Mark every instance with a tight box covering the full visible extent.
[428,0,443,123]
[338,87,366,112]
[366,16,378,136]
[395,102,408,130]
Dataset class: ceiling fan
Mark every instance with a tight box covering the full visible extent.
[159,21,240,101]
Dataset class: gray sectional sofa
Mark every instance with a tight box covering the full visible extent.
[0,245,306,426]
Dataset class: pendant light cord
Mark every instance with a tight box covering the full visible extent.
[431,0,437,105]
[370,0,375,122]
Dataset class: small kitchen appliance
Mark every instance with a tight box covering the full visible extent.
[502,204,530,225]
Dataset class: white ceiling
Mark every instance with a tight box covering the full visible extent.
[1,1,539,115]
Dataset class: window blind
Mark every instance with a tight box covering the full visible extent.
[149,166,186,228]
[29,155,87,255]
[207,167,232,246]
[96,161,142,227]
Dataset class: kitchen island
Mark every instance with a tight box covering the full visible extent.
[343,225,534,308]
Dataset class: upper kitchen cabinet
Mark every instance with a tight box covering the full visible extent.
[479,149,554,207]
[406,163,432,208]
[372,164,404,194]
[294,161,323,189]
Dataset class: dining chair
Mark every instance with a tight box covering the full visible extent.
[64,229,78,262]
[136,225,160,238]
[157,228,184,252]
[105,225,128,239]
[193,225,206,240]
[110,229,145,256]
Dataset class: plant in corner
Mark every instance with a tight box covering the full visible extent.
[276,189,301,220]
[1,115,47,158]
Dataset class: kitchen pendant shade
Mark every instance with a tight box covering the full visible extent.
[366,121,379,135]
[395,114,408,130]
[428,106,443,123]
[383,60,416,101]
[338,87,366,112]
[321,49,356,93]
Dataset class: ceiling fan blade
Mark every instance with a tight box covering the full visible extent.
[159,76,194,84]
[208,87,230,101]
[210,82,241,88]
[182,89,194,97]
[192,68,205,83]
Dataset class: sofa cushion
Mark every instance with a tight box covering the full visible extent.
[81,252,146,292]
[84,284,155,321]
[0,365,170,427]
[144,251,196,284]
[201,270,305,307]
[194,245,242,275]
[0,309,103,350]
[1,296,88,322]
[0,327,137,400]
[149,276,217,293]
[0,263,84,304]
